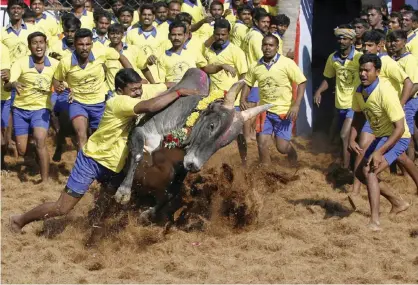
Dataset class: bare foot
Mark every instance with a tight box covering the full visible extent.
[367,221,381,231]
[10,215,23,233]
[390,201,410,215]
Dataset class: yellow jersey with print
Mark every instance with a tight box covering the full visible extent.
[126,26,167,82]
[183,35,205,56]
[272,32,284,55]
[323,47,362,109]
[82,95,144,173]
[105,43,145,92]
[242,27,265,66]
[230,21,249,49]
[10,55,59,111]
[73,9,95,30]
[352,79,410,138]
[157,47,207,82]
[49,38,75,60]
[1,43,11,101]
[203,41,248,105]
[378,53,408,97]
[54,47,120,105]
[245,53,307,115]
[34,13,60,46]
[1,22,35,64]
[406,31,418,59]
[181,0,205,24]
[395,52,418,99]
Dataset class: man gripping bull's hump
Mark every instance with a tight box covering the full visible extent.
[10,68,200,233]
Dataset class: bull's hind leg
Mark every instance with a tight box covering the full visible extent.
[114,127,146,204]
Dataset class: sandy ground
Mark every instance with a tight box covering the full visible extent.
[1,134,418,284]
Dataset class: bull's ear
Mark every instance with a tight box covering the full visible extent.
[240,104,273,121]
[223,80,245,109]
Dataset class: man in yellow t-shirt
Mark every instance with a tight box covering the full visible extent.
[30,0,60,47]
[157,21,207,83]
[193,1,225,41]
[1,43,11,168]
[403,10,418,59]
[53,28,133,150]
[176,12,205,56]
[4,32,59,182]
[241,35,307,165]
[314,25,361,170]
[349,54,412,231]
[181,0,205,24]
[271,14,293,58]
[92,10,111,47]
[70,0,95,30]
[230,5,252,49]
[154,1,171,39]
[10,68,200,233]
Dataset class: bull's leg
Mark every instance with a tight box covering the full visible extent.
[114,127,145,204]
[139,162,189,224]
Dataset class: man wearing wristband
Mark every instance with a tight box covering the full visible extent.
[10,68,199,233]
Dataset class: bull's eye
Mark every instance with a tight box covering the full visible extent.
[209,123,215,131]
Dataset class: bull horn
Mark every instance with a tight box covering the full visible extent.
[223,80,245,109]
[241,104,273,121]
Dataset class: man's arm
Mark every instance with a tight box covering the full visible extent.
[313,78,332,107]
[201,64,237,77]
[141,67,156,84]
[239,84,251,111]
[287,81,307,121]
[119,54,133,69]
[134,88,199,114]
[348,111,366,155]
[191,16,213,32]
[52,78,66,93]
[399,77,414,106]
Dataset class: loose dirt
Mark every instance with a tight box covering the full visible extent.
[2,134,418,283]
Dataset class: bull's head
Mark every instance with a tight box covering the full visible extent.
[183,80,272,172]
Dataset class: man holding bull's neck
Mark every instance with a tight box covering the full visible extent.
[10,69,199,233]
[241,35,307,165]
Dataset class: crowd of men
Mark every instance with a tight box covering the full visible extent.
[1,0,418,232]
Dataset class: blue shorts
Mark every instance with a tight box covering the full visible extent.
[51,89,70,114]
[248,87,259,103]
[365,137,410,165]
[362,120,373,134]
[337,108,354,130]
[234,106,240,111]
[1,99,12,128]
[257,112,292,141]
[12,107,50,136]
[404,97,418,135]
[69,101,105,129]
[66,151,124,197]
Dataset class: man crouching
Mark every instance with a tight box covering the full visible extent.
[10,69,198,233]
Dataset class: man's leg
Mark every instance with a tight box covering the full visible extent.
[340,117,353,169]
[352,127,375,195]
[10,192,81,232]
[1,99,12,166]
[396,151,418,193]
[33,127,49,182]
[243,102,257,141]
[256,134,271,165]
[273,115,297,165]
[72,116,89,150]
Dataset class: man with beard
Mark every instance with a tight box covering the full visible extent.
[30,0,60,47]
[53,28,132,150]
[193,1,225,41]
[126,3,167,83]
[92,10,111,47]
[70,0,94,30]
[352,18,369,52]
[230,5,252,49]
[241,35,307,166]
[402,10,418,59]
[168,1,182,22]
[156,21,207,83]
[154,1,170,38]
[4,32,59,182]
[203,19,248,164]
[314,25,362,171]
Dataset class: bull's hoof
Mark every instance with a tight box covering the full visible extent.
[114,185,131,205]
[138,208,156,225]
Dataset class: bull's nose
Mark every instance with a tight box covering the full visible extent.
[185,162,199,173]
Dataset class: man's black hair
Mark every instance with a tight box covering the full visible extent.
[27,31,47,45]
[117,5,134,17]
[169,20,187,34]
[276,14,290,27]
[214,18,231,32]
[352,18,370,29]
[387,30,408,41]
[362,30,382,44]
[175,12,192,25]
[74,28,93,42]
[108,23,125,34]
[359,53,382,69]
[115,68,142,91]
[140,3,155,14]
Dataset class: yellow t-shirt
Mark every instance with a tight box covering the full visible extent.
[74,9,95,30]
[142,83,167,100]
[323,48,362,109]
[181,0,205,24]
[230,21,249,50]
[155,20,170,40]
[183,35,205,56]
[242,27,265,66]
[1,22,35,64]
[203,41,248,105]
[34,13,60,46]
[396,52,418,84]
[82,95,143,173]
[352,79,410,138]
[105,44,145,92]
[272,32,284,55]
[10,55,59,110]
[245,53,307,115]
[157,47,207,82]
[194,22,214,41]
[1,43,11,101]
[54,47,120,104]
[378,54,408,97]
[49,38,75,59]
[406,31,418,60]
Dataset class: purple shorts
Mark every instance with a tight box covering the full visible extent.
[12,107,50,136]
[337,108,354,130]
[404,97,418,135]
[258,112,292,141]
[1,99,12,128]
[248,87,259,103]
[69,101,105,129]
[362,120,373,134]
[365,137,410,165]
[51,89,70,114]
[66,151,124,197]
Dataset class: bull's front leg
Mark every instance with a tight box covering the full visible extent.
[114,127,145,204]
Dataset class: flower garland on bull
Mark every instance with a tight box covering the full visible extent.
[164,89,227,149]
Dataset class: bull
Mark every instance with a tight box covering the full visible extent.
[114,68,271,221]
